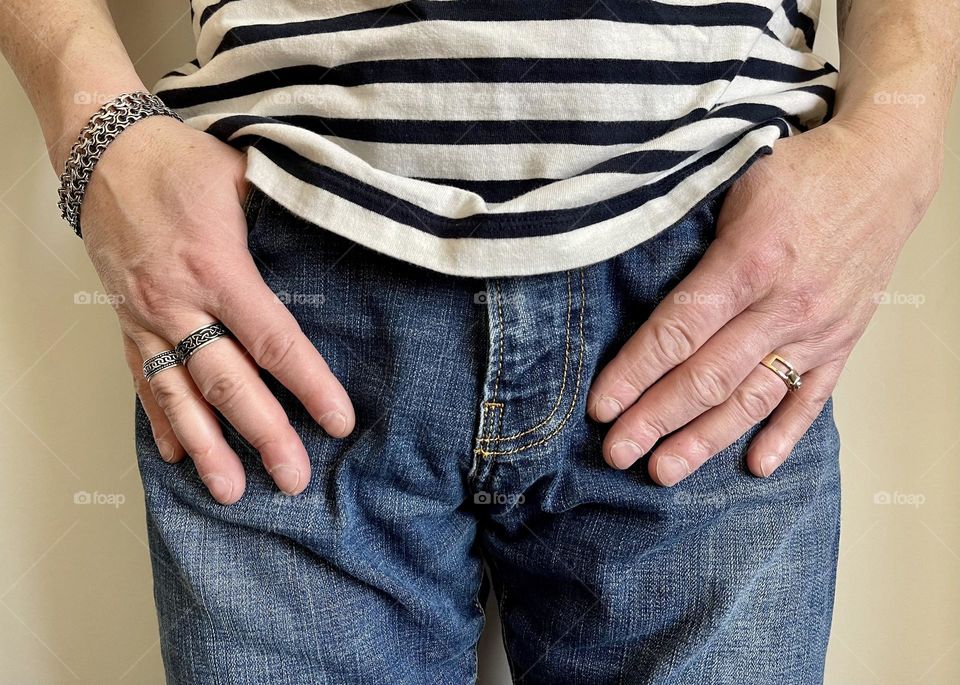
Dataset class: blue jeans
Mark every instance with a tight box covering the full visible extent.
[135,187,841,684]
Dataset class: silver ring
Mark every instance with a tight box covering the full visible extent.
[143,350,180,381]
[175,322,232,364]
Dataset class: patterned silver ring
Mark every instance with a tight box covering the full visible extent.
[175,322,232,364]
[143,350,180,381]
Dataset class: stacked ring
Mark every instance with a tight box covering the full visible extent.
[175,322,233,364]
[142,350,179,381]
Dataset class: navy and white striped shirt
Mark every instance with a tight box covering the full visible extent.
[155,0,836,276]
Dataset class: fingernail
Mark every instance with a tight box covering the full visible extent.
[156,440,176,463]
[760,454,781,477]
[594,395,623,423]
[609,440,644,469]
[656,455,690,487]
[202,473,234,502]
[319,411,348,437]
[269,464,302,495]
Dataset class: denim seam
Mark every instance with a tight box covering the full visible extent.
[485,554,520,685]
[477,269,586,458]
[476,270,573,444]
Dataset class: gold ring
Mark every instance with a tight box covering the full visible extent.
[760,353,802,392]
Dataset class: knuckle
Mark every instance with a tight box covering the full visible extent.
[182,249,226,284]
[736,248,777,290]
[249,329,297,373]
[247,430,294,456]
[684,365,731,407]
[152,382,192,414]
[795,387,830,417]
[671,432,717,461]
[652,319,697,366]
[732,383,777,424]
[200,372,246,409]
[126,270,175,318]
[187,441,216,462]
[780,288,822,328]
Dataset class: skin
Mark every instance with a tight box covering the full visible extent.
[1,1,957,502]
[588,0,960,484]
[1,0,355,504]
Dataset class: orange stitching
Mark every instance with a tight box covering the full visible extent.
[475,270,586,458]
[476,271,573,443]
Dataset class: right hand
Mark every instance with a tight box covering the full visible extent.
[80,116,355,504]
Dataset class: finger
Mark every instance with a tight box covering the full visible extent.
[122,333,185,464]
[174,316,312,496]
[746,360,843,478]
[214,262,355,438]
[602,310,776,470]
[646,354,793,486]
[132,330,248,505]
[588,238,762,423]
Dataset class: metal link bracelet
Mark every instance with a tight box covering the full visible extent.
[57,91,183,238]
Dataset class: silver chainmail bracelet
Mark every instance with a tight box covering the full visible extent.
[57,91,182,238]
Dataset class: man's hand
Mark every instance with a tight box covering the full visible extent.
[83,117,355,504]
[587,113,943,485]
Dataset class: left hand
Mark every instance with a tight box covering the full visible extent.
[587,114,943,485]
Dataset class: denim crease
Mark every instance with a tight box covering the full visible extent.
[134,188,841,684]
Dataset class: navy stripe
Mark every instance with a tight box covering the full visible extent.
[157,57,831,109]
[198,0,242,28]
[412,148,702,202]
[201,101,798,147]
[211,1,773,58]
[782,3,817,48]
[228,119,788,239]
[413,178,555,204]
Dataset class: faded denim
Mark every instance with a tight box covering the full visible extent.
[135,187,841,684]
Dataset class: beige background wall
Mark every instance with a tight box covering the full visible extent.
[0,2,957,682]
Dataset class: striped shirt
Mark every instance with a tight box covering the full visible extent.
[154,0,836,277]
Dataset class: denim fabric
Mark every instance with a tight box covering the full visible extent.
[135,187,841,685]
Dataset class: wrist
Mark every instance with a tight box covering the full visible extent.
[47,80,148,172]
[825,108,945,224]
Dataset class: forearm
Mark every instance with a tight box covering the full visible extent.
[0,0,147,171]
[834,0,960,134]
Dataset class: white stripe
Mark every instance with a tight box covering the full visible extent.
[185,20,763,75]
[168,80,732,123]
[316,117,773,181]
[718,71,837,106]
[241,125,783,277]
[216,85,816,219]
